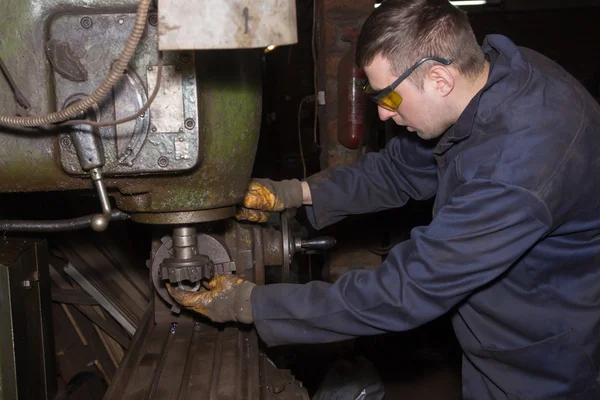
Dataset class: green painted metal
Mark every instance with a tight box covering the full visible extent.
[0,0,262,214]
[114,50,263,212]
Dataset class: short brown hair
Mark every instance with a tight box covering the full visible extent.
[356,0,486,90]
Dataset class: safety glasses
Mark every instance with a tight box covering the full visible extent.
[363,57,452,112]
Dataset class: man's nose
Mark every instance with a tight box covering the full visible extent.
[378,106,397,121]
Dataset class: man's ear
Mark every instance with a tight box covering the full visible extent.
[427,66,455,97]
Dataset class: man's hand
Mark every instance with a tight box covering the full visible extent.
[236,178,304,222]
[167,274,256,324]
[235,207,271,223]
[242,178,304,211]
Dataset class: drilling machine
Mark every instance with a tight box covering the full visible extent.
[0,0,334,398]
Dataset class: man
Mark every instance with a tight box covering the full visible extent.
[169,0,600,398]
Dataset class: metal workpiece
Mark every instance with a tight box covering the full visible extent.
[158,226,221,296]
[172,225,199,259]
[0,3,262,216]
[160,256,214,284]
[150,231,234,311]
[149,220,297,313]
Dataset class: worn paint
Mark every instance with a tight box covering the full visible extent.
[157,0,297,50]
[0,0,262,215]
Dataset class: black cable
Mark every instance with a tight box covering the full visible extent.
[0,210,129,232]
[61,53,164,128]
[0,55,32,109]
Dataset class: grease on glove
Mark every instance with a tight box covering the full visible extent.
[167,274,255,324]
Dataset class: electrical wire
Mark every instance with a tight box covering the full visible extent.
[297,96,315,178]
[61,53,163,128]
[0,56,31,109]
[312,0,319,144]
[0,0,152,127]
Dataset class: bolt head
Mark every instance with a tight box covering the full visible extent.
[148,14,158,26]
[157,156,169,168]
[60,137,72,147]
[180,53,191,63]
[80,17,93,29]
[184,118,195,129]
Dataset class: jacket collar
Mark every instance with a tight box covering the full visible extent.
[434,35,517,156]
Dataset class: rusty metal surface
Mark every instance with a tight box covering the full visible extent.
[50,13,201,175]
[317,0,373,168]
[223,221,288,285]
[0,0,262,215]
[260,354,310,400]
[131,207,235,224]
[104,307,308,400]
[45,39,88,82]
[157,0,298,50]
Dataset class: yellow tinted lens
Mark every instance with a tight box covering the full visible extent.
[378,91,402,111]
[363,83,376,94]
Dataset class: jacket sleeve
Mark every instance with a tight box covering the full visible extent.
[304,134,438,229]
[251,179,552,347]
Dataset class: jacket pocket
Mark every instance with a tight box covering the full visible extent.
[481,329,599,399]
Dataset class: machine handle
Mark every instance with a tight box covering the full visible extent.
[299,236,337,251]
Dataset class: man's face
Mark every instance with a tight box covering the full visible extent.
[364,55,452,140]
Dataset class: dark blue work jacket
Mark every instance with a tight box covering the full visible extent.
[252,35,600,399]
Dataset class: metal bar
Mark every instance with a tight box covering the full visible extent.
[121,323,171,400]
[0,265,18,399]
[0,210,129,232]
[172,226,198,260]
[209,329,225,399]
[146,324,176,399]
[152,323,195,399]
[63,263,136,336]
[73,304,131,349]
[214,328,240,399]
[91,168,111,216]
[102,305,154,400]
[179,327,218,398]
[51,287,98,305]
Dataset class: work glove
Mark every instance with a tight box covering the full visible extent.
[235,207,271,223]
[166,274,255,324]
[236,178,303,222]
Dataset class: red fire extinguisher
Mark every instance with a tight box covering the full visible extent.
[337,28,367,150]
